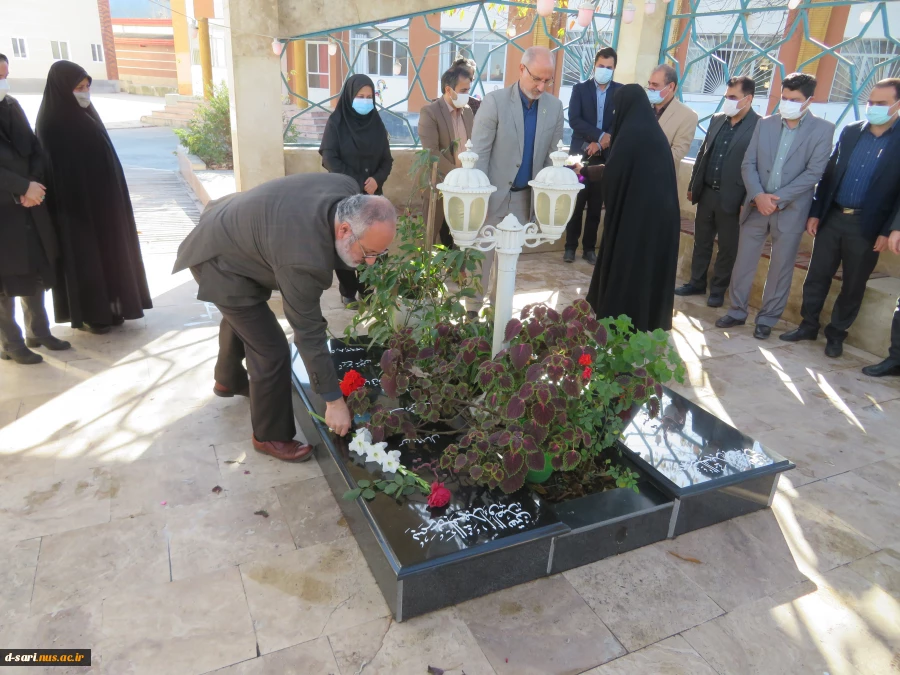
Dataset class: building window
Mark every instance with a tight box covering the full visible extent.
[91,43,104,62]
[442,31,506,84]
[50,40,70,61]
[350,31,408,78]
[830,38,900,103]
[11,37,27,59]
[306,42,330,89]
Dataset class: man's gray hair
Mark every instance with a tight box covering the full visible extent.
[335,194,397,237]
[652,64,678,87]
[522,46,555,71]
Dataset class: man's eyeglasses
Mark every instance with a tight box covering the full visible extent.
[523,64,554,87]
[350,232,389,261]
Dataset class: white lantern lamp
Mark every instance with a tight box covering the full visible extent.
[645,0,657,15]
[537,0,556,18]
[271,39,283,56]
[436,140,497,249]
[622,3,637,23]
[576,1,595,28]
[528,140,584,239]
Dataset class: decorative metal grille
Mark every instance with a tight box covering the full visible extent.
[278,1,623,146]
[661,0,899,139]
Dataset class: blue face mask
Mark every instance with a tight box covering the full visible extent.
[594,67,613,85]
[866,103,897,126]
[646,87,665,105]
[352,98,374,115]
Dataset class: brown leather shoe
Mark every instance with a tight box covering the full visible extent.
[213,382,250,398]
[252,436,314,462]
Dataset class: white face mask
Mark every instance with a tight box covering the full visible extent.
[779,97,808,120]
[74,91,91,108]
[0,79,9,101]
[722,97,747,117]
[594,67,613,85]
[451,91,469,109]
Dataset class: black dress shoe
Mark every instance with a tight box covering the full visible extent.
[715,315,745,328]
[779,328,817,342]
[582,251,597,265]
[754,325,772,340]
[341,296,356,308]
[824,338,843,358]
[25,335,72,351]
[77,323,111,334]
[707,294,724,308]
[0,347,43,364]
[674,283,705,297]
[862,358,900,378]
[563,249,575,263]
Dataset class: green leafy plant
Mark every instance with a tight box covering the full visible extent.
[347,299,685,497]
[174,83,233,169]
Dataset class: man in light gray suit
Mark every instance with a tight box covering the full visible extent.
[470,46,565,313]
[716,73,834,339]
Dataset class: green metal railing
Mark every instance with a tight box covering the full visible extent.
[277,0,624,146]
[660,0,899,136]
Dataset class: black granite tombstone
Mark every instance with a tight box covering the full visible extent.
[289,339,676,620]
[617,387,794,537]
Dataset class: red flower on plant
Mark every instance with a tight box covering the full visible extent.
[578,353,593,366]
[339,369,367,397]
[427,482,452,509]
[582,366,593,380]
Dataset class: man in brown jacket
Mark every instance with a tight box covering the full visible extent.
[418,59,475,247]
[173,174,397,461]
[647,64,699,168]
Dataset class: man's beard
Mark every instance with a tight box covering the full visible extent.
[335,236,359,268]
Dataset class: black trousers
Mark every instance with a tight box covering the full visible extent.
[214,301,296,442]
[564,177,603,252]
[689,188,741,296]
[799,210,879,342]
[890,296,900,361]
[336,269,368,301]
[0,293,52,351]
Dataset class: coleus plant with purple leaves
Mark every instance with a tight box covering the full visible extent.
[345,299,684,494]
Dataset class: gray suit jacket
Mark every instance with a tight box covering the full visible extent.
[173,173,360,399]
[470,83,565,221]
[689,109,760,214]
[740,112,834,232]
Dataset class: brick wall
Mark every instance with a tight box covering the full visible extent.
[96,0,120,80]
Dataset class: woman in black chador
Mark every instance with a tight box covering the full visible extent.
[36,60,152,334]
[319,74,393,306]
[580,83,680,332]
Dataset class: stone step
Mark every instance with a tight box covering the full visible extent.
[140,113,191,128]
[165,93,202,106]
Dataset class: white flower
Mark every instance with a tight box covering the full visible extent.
[367,443,388,466]
[348,428,373,457]
[382,450,402,474]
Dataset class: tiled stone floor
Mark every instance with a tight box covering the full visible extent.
[2,167,900,674]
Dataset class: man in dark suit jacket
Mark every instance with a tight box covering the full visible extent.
[863,209,900,377]
[677,76,760,307]
[173,174,397,461]
[563,47,622,264]
[781,78,900,359]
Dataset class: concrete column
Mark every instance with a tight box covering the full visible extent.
[614,5,668,87]
[814,4,850,102]
[171,0,193,95]
[198,17,214,99]
[223,0,286,191]
[408,14,442,112]
[767,10,802,114]
[290,40,308,107]
[671,0,692,75]
[96,0,120,81]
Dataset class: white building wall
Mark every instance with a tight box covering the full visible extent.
[0,0,108,83]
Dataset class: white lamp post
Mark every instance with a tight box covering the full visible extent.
[437,140,584,356]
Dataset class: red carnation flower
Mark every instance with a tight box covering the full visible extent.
[578,353,593,366]
[427,482,452,509]
[582,366,592,380]
[339,369,367,397]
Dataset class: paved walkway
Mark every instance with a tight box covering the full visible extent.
[1,144,899,673]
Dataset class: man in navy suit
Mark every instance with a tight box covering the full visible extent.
[563,47,622,264]
[780,78,900,361]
